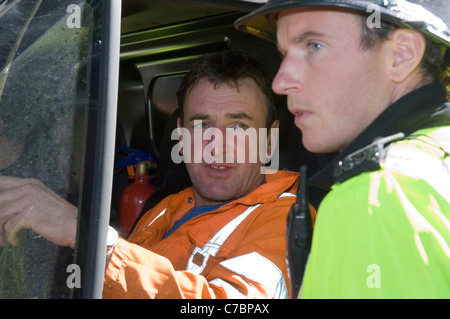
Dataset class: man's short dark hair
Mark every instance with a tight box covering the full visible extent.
[176,49,277,128]
[359,15,450,84]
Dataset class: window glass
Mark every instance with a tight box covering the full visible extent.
[0,0,95,298]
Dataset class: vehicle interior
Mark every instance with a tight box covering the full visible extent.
[0,0,338,299]
[112,0,337,231]
[1,0,449,300]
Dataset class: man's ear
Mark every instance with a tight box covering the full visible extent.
[387,28,426,83]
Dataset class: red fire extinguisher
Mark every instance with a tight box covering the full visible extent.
[119,161,155,237]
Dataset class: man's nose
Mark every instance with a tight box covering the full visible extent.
[272,55,304,95]
[202,127,227,160]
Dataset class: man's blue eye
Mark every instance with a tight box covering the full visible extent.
[309,42,322,52]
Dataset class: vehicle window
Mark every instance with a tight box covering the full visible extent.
[0,0,97,299]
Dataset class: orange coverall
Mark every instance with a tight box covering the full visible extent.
[103,170,312,298]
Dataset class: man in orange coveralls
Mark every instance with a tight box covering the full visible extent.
[103,50,306,299]
[0,49,307,299]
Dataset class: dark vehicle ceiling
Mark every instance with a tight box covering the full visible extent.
[121,0,261,35]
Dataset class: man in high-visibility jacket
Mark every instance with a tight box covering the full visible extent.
[236,0,450,298]
[102,50,309,298]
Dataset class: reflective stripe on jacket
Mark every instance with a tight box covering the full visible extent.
[103,170,309,299]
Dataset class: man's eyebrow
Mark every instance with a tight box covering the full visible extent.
[188,114,211,121]
[293,31,329,43]
[277,31,328,53]
[188,112,253,122]
[225,112,253,120]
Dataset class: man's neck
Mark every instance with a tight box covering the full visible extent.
[390,72,432,107]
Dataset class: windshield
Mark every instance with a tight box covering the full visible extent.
[0,0,95,298]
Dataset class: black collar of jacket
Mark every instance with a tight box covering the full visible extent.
[308,82,450,207]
